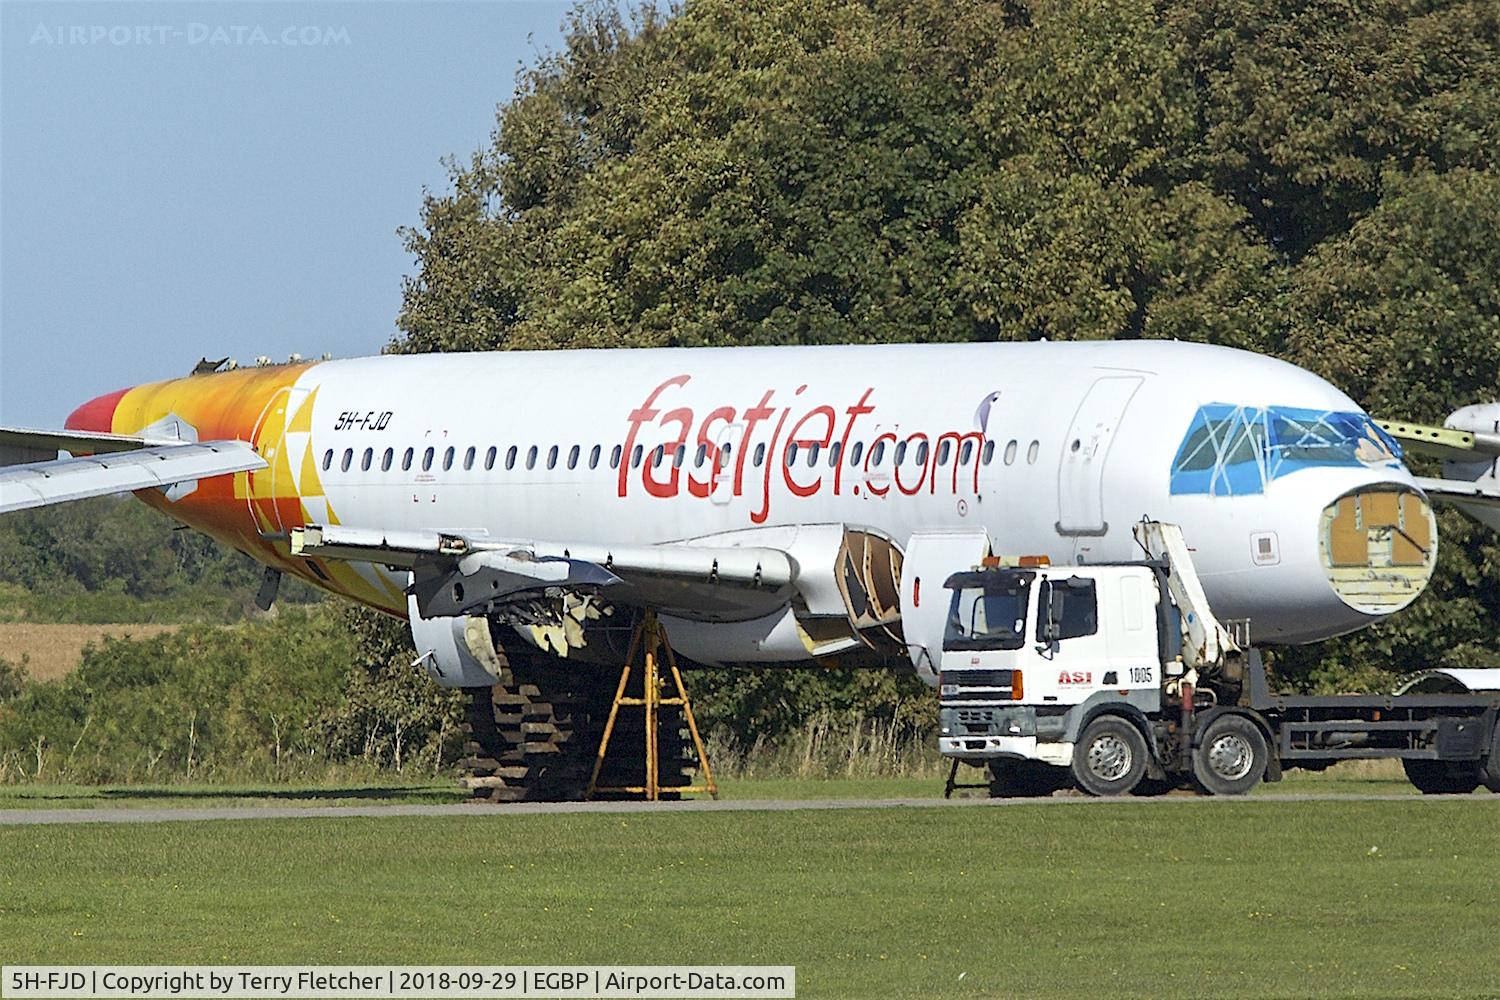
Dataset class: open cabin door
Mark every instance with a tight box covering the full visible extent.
[899,528,993,685]
[1057,376,1143,535]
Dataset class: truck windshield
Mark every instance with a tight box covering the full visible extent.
[943,577,1032,651]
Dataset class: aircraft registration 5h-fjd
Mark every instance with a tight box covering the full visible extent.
[2,340,1471,684]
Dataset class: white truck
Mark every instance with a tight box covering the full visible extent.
[937,521,1500,797]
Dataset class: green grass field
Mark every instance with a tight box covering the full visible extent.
[2,794,1497,999]
[0,758,1446,811]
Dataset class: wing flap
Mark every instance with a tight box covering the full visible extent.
[291,523,798,620]
[0,441,266,514]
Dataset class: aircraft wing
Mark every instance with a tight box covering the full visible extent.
[0,439,266,514]
[1377,416,1500,532]
[290,523,798,623]
[1375,418,1500,464]
[1414,477,1500,510]
[0,425,182,466]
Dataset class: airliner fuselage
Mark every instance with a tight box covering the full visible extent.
[63,341,1435,663]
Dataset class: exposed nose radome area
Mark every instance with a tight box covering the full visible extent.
[1319,486,1437,616]
[64,386,134,435]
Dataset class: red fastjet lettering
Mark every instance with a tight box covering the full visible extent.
[618,374,985,523]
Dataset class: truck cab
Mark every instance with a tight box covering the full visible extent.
[938,562,1169,771]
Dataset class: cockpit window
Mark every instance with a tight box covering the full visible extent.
[1170,404,1402,496]
[942,573,1033,652]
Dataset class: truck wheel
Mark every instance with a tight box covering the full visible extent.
[1402,759,1481,795]
[1192,715,1268,796]
[989,759,1063,798]
[1482,725,1500,794]
[1071,716,1147,797]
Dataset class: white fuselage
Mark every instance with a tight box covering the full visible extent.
[265,340,1426,644]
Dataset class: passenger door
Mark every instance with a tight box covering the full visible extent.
[1057,376,1143,535]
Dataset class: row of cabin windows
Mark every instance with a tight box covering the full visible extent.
[320,438,1044,476]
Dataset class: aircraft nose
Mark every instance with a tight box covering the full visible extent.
[1319,485,1436,617]
[64,386,133,435]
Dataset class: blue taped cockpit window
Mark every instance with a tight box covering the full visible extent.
[1170,404,1402,496]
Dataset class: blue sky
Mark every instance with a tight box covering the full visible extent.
[2,1,592,427]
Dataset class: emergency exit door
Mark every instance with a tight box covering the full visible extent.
[1057,376,1143,535]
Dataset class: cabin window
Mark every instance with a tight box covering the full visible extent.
[870,440,885,465]
[961,440,975,464]
[381,447,394,472]
[567,444,580,470]
[526,446,538,470]
[322,449,333,471]
[442,447,455,471]
[695,443,708,467]
[484,446,497,471]
[1027,440,1039,464]
[828,441,842,467]
[651,444,664,468]
[806,442,820,466]
[914,441,929,466]
[983,440,995,465]
[422,447,435,471]
[589,444,601,469]
[754,442,766,467]
[402,447,414,472]
[938,440,952,465]
[848,441,864,467]
[894,441,907,465]
[786,442,799,465]
[463,446,476,471]
[547,445,558,469]
[672,444,685,468]
[1004,440,1017,465]
[341,449,353,472]
[611,445,622,469]
[360,447,373,472]
[505,446,517,471]
[720,442,733,467]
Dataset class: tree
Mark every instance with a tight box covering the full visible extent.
[389,0,1500,697]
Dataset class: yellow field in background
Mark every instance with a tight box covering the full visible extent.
[0,623,181,681]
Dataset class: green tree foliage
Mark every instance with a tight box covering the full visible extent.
[396,0,1500,695]
[0,497,321,623]
[0,607,462,783]
[313,605,466,772]
[390,0,1500,696]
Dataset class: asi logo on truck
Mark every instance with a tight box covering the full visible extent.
[1058,671,1093,685]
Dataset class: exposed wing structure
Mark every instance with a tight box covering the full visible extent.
[1377,413,1500,533]
[290,524,797,622]
[0,441,266,514]
[1376,418,1500,464]
[292,522,918,665]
